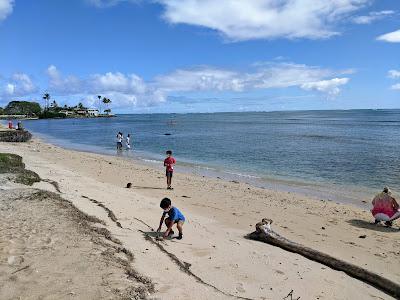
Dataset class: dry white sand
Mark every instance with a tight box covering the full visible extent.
[0,138,398,300]
[0,187,153,300]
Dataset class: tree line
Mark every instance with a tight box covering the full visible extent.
[0,93,113,118]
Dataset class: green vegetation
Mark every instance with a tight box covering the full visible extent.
[0,93,114,119]
[38,110,66,119]
[3,101,42,116]
[102,97,112,115]
[0,153,24,171]
[0,153,41,186]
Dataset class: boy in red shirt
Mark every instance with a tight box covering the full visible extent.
[164,150,176,190]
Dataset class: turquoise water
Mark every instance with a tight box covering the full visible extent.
[16,109,400,201]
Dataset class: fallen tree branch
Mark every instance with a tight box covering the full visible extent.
[248,218,400,299]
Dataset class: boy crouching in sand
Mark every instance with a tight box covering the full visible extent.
[157,198,185,240]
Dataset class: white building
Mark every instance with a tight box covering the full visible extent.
[86,108,99,117]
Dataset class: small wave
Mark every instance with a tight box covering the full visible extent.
[223,170,261,179]
[194,165,218,171]
[142,159,160,164]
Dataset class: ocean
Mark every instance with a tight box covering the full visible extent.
[14,109,400,205]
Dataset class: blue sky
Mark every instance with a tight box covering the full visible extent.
[0,0,399,113]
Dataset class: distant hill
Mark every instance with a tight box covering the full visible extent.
[3,101,42,116]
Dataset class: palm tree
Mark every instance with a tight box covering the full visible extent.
[50,100,58,109]
[43,93,50,111]
[97,95,102,113]
[102,97,112,115]
[78,102,84,110]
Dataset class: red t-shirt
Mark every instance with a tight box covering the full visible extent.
[164,157,176,172]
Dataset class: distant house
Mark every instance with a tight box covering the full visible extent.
[60,110,74,116]
[74,109,87,115]
[72,108,99,117]
[86,108,99,117]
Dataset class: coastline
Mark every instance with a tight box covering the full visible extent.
[18,127,377,209]
[0,137,398,299]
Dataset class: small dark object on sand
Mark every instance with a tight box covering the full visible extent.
[109,162,112,165]
[126,182,132,188]
[359,235,367,239]
[181,195,191,198]
[321,227,326,230]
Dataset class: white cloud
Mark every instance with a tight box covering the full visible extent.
[155,67,245,92]
[47,65,82,94]
[352,10,395,24]
[157,0,370,40]
[86,0,137,8]
[300,78,349,96]
[0,0,13,22]
[377,29,400,43]
[391,83,400,90]
[46,65,166,108]
[156,63,349,96]
[0,73,37,98]
[44,62,350,108]
[5,83,14,95]
[388,70,400,79]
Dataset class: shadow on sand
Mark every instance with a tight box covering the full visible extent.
[143,231,160,238]
[130,186,166,190]
[347,219,399,233]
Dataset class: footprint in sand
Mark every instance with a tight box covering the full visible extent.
[236,282,246,293]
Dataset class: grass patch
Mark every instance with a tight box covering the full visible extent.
[0,153,25,172]
[0,153,40,185]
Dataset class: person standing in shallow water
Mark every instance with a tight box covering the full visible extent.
[126,134,131,149]
[116,132,123,150]
[164,150,176,190]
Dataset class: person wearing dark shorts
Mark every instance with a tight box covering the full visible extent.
[157,197,185,239]
[163,150,176,190]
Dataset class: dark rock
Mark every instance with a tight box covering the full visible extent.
[0,130,32,142]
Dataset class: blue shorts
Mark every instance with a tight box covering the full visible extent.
[166,170,173,177]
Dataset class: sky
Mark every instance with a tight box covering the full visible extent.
[0,0,399,113]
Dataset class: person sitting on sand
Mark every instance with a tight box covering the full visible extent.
[157,197,185,240]
[164,150,176,190]
[371,187,400,227]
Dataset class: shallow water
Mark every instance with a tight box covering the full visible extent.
[15,109,400,203]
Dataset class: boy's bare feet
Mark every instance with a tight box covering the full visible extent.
[384,221,393,227]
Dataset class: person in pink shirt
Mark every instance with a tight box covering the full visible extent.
[371,187,400,227]
[163,150,176,190]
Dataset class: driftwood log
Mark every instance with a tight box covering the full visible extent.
[248,218,400,299]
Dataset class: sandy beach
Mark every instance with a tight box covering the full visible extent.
[0,138,399,299]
